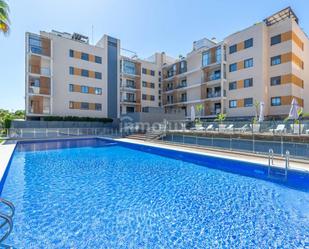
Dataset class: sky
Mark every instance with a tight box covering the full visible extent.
[0,0,308,111]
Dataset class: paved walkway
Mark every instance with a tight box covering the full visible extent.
[116,138,309,172]
[0,142,17,183]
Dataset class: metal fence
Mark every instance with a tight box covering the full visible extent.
[151,120,309,160]
[165,119,309,136]
[158,133,309,160]
[0,128,121,140]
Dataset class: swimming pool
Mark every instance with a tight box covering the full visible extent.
[1,138,309,248]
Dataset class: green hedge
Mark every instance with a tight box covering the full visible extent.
[43,116,113,123]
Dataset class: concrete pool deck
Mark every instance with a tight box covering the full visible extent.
[0,142,17,184]
[116,138,309,172]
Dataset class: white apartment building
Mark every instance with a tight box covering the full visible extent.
[162,7,309,119]
[25,7,309,120]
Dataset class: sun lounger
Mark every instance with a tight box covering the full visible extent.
[235,124,249,133]
[225,124,234,132]
[205,124,214,131]
[269,124,286,134]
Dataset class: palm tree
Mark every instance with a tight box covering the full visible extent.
[0,0,10,35]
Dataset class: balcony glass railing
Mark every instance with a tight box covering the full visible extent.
[207,92,221,98]
[208,73,221,81]
[122,84,136,89]
[122,98,136,103]
[29,66,51,77]
[176,83,187,89]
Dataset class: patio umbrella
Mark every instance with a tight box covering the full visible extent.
[288,98,299,120]
[258,102,264,122]
[190,106,195,122]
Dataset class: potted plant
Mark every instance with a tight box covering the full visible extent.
[215,113,226,132]
[251,101,261,133]
[285,108,308,134]
[194,104,204,129]
[251,117,260,133]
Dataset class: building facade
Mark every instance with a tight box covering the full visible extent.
[162,7,309,119]
[25,7,309,120]
[26,31,120,119]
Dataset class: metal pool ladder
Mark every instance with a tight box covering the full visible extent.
[0,198,15,248]
[267,149,289,181]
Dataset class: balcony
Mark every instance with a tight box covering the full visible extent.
[122,84,136,89]
[29,66,51,77]
[176,83,187,89]
[207,92,221,99]
[122,98,136,103]
[165,86,174,91]
[179,97,187,103]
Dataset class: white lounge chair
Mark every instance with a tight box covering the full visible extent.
[306,129,309,135]
[190,125,205,131]
[235,124,249,133]
[225,124,234,132]
[269,124,286,134]
[205,124,214,131]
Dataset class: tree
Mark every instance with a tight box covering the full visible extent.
[0,0,10,35]
[195,104,204,124]
[0,109,25,129]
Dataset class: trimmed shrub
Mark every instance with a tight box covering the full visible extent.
[43,116,113,123]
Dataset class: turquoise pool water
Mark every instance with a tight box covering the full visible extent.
[1,139,309,248]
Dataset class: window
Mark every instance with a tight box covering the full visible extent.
[126,79,135,88]
[159,78,161,82]
[81,69,89,77]
[229,81,237,90]
[271,35,281,46]
[69,101,74,109]
[126,107,135,113]
[150,83,155,88]
[244,78,253,88]
[81,53,89,61]
[229,100,237,108]
[69,67,74,75]
[229,63,237,72]
[142,94,147,100]
[81,102,89,109]
[244,38,253,49]
[29,35,42,54]
[150,95,155,101]
[69,49,74,57]
[244,98,253,107]
[271,55,281,66]
[270,76,281,86]
[95,56,102,64]
[202,51,211,67]
[95,72,102,79]
[123,60,136,75]
[244,58,253,68]
[69,84,74,92]
[142,68,147,74]
[215,46,222,63]
[150,70,155,76]
[159,83,161,88]
[95,103,102,111]
[271,97,281,106]
[81,86,89,93]
[142,81,147,87]
[229,44,237,54]
[95,87,102,95]
[159,71,161,76]
[179,61,187,73]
